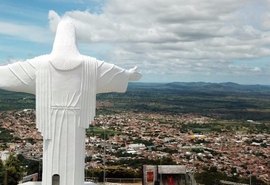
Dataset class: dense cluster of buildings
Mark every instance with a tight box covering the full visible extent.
[0,110,269,183]
[0,110,42,159]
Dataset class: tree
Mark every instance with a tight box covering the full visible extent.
[195,166,226,185]
[4,154,24,185]
[0,159,4,184]
[17,154,41,178]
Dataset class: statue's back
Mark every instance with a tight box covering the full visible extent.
[41,61,86,185]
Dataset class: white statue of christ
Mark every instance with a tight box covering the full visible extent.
[0,18,141,185]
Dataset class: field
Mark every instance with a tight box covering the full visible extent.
[96,82,270,121]
[1,82,270,122]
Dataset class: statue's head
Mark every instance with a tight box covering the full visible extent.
[49,11,76,37]
[57,19,76,37]
[48,10,92,42]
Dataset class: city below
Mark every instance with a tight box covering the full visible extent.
[0,109,269,184]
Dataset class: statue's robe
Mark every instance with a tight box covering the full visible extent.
[0,55,130,185]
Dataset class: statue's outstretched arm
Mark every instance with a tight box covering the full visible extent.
[0,58,38,94]
[126,66,142,81]
[96,60,142,94]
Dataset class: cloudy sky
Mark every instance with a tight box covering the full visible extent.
[1,0,270,84]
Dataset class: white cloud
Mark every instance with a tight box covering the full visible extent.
[48,10,61,33]
[0,21,50,43]
[262,12,270,29]
[252,67,262,72]
[49,0,270,82]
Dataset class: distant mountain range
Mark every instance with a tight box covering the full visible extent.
[1,82,270,96]
[129,82,270,93]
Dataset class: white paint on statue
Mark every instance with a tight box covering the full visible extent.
[0,17,141,185]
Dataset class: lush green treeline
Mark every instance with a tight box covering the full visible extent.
[97,82,270,121]
[1,82,270,121]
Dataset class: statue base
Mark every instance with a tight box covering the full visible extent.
[19,182,96,185]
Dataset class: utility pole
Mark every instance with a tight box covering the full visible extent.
[4,169,7,185]
[249,172,252,185]
[103,125,106,184]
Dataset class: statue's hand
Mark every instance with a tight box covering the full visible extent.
[128,66,142,81]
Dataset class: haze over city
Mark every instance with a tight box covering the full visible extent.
[0,0,270,84]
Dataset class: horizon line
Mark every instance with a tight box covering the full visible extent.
[131,81,270,86]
